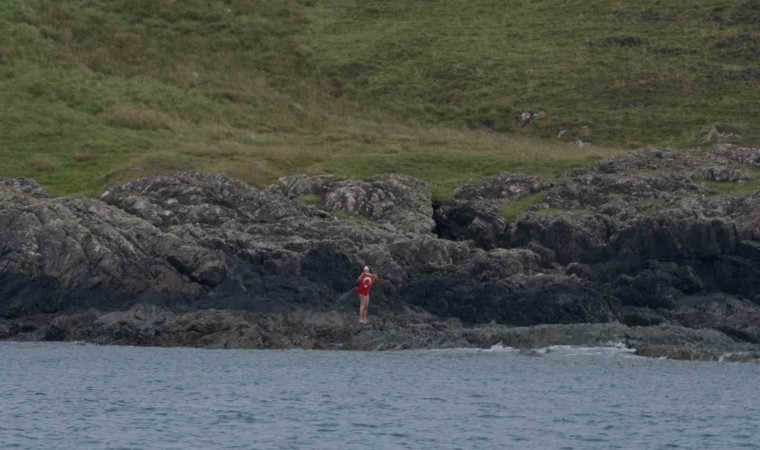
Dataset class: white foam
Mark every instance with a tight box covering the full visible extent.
[539,343,635,356]
[411,341,638,356]
[486,342,519,353]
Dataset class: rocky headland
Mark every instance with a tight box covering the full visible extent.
[2,144,759,362]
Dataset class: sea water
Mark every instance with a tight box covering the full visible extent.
[1,342,758,449]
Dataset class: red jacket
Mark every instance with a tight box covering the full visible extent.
[357,274,377,296]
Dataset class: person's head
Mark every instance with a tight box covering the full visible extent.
[363,265,370,273]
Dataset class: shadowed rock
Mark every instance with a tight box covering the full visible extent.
[508,213,613,264]
[0,189,225,317]
[434,199,507,249]
[2,152,760,358]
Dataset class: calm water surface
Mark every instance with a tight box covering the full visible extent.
[1,342,759,449]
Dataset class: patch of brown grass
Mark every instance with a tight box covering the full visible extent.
[28,158,56,171]
[100,105,173,131]
[72,152,94,162]
[222,159,279,187]
[105,153,195,186]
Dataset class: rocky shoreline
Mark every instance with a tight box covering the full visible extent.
[1,144,759,361]
[3,306,759,362]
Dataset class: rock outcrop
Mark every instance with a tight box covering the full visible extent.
[1,144,759,360]
[269,173,435,234]
[0,185,225,318]
[433,172,548,249]
[452,172,547,201]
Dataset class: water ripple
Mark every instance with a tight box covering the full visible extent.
[1,342,759,449]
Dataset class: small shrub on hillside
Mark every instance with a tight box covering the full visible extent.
[101,106,172,130]
[289,15,312,25]
[294,44,313,58]
[28,158,56,171]
[72,152,94,162]
[225,159,277,187]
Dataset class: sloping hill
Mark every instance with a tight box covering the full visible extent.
[0,0,757,195]
[310,0,759,145]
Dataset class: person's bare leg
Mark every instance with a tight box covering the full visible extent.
[359,295,367,323]
[362,296,370,323]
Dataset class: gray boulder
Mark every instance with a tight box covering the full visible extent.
[711,144,760,168]
[508,213,613,264]
[453,172,547,200]
[697,165,752,183]
[320,174,435,234]
[612,262,703,309]
[399,273,619,326]
[1,178,50,198]
[101,171,314,227]
[0,189,225,317]
[609,211,738,260]
[266,173,337,199]
[433,199,507,249]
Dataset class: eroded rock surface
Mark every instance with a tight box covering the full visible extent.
[0,189,224,318]
[269,173,435,234]
[2,145,759,359]
[452,172,547,201]
[1,178,50,198]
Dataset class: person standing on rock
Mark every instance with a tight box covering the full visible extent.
[356,266,378,324]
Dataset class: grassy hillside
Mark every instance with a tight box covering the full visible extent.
[0,0,757,196]
[310,0,759,146]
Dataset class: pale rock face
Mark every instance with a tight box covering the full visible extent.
[320,174,436,234]
[0,189,225,317]
[268,173,435,234]
[100,171,315,227]
[0,178,50,198]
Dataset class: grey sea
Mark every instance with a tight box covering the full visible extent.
[1,342,758,449]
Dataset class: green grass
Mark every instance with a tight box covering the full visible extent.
[331,210,374,223]
[296,194,321,206]
[321,143,610,199]
[0,0,757,197]
[501,191,548,222]
[693,166,760,195]
[309,0,760,147]
[700,179,760,196]
[535,208,593,217]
